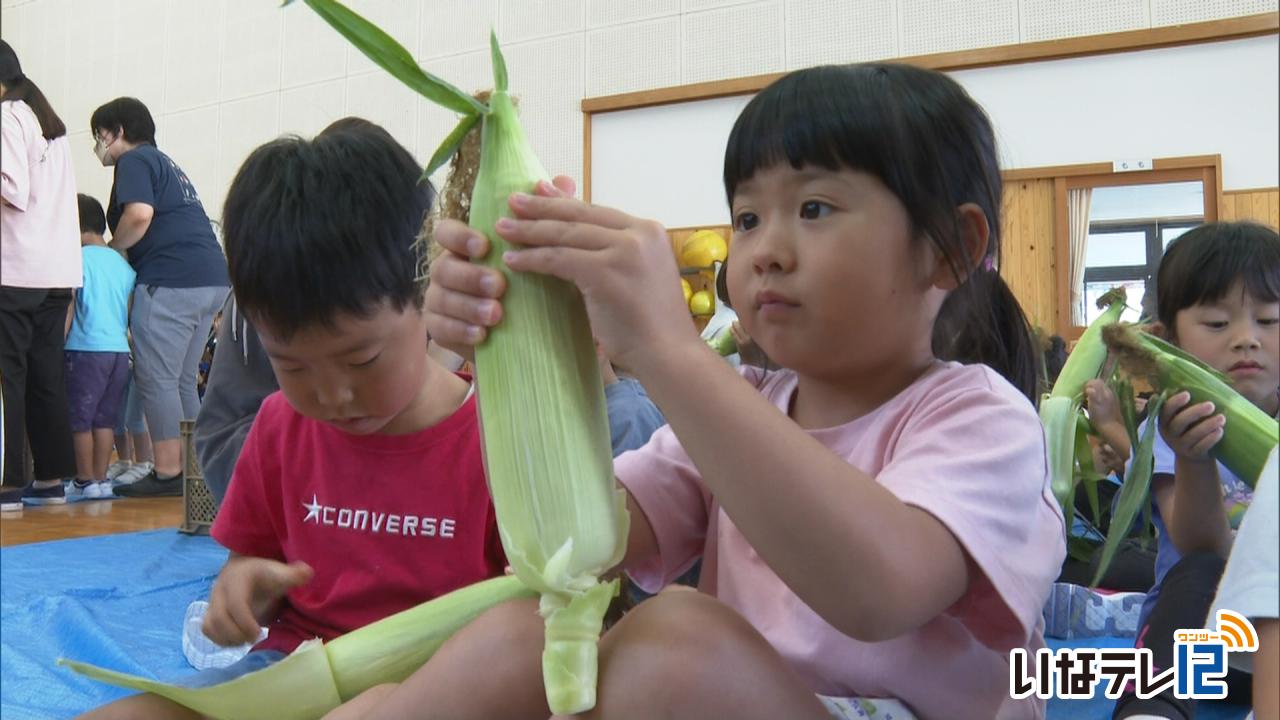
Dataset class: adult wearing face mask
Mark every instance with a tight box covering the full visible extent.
[0,40,81,511]
[89,97,228,497]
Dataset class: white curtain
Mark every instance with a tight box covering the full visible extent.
[1067,188,1093,326]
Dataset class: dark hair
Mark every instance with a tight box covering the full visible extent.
[89,97,157,145]
[222,124,435,339]
[1041,334,1067,387]
[0,79,67,140]
[1156,221,1280,338]
[77,194,107,235]
[723,63,1040,402]
[320,116,378,136]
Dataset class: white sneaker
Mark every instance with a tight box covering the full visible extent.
[106,461,133,480]
[115,461,154,486]
[89,481,115,499]
[68,480,95,500]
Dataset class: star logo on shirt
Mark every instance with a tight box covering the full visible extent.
[302,495,322,524]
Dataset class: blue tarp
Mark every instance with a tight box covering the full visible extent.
[0,530,1257,719]
[1,530,224,719]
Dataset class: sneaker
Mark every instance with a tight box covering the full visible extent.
[106,461,133,480]
[115,461,154,486]
[114,470,182,498]
[89,480,115,500]
[0,487,23,513]
[23,482,67,505]
[67,479,96,501]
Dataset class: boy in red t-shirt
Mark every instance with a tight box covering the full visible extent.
[79,124,506,720]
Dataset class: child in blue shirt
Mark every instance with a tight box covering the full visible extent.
[64,194,136,499]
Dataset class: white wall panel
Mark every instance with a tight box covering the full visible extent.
[222,0,283,102]
[62,0,117,134]
[900,0,1019,55]
[586,16,681,96]
[216,93,279,218]
[279,79,346,140]
[587,0,680,28]
[785,0,897,69]
[500,0,583,43]
[110,0,167,109]
[281,1,348,89]
[504,33,584,183]
[163,0,225,113]
[345,69,420,160]
[1152,0,1277,26]
[1021,0,1148,42]
[419,0,498,60]
[161,105,222,220]
[682,1,783,83]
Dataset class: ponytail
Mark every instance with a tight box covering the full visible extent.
[0,76,67,140]
[933,268,1042,404]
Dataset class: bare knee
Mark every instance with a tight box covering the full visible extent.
[594,592,777,704]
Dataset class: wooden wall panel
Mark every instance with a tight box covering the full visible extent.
[1000,178,1058,335]
[1220,188,1280,228]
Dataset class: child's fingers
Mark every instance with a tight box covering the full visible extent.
[1188,422,1226,457]
[428,251,507,300]
[506,192,634,232]
[503,245,594,284]
[431,287,503,330]
[536,177,577,198]
[1167,399,1218,437]
[433,219,491,260]
[424,313,488,353]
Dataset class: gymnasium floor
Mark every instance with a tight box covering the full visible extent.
[0,501,1253,719]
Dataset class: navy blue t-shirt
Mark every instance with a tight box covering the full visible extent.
[107,144,229,288]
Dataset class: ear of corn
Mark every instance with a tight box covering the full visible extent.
[1041,289,1128,513]
[1050,287,1127,401]
[1103,324,1279,488]
[59,575,536,719]
[467,31,629,715]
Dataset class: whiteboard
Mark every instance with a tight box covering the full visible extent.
[590,35,1279,229]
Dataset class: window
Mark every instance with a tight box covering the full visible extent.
[1082,219,1200,325]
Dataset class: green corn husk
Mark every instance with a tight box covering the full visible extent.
[60,575,536,719]
[1041,288,1128,513]
[706,325,738,356]
[468,35,629,716]
[1103,324,1279,487]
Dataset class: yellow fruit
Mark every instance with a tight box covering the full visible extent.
[680,278,693,302]
[689,290,714,316]
[680,230,728,268]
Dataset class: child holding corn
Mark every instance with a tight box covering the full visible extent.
[339,64,1067,720]
[77,123,510,720]
[1112,221,1280,720]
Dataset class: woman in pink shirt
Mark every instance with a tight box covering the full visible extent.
[0,40,81,511]
[337,64,1067,720]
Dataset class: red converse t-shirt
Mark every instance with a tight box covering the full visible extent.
[212,387,506,653]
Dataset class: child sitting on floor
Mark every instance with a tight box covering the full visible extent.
[77,122,508,720]
[333,62,1067,720]
[1112,221,1280,720]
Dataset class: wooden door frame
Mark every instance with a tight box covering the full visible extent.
[1031,155,1222,339]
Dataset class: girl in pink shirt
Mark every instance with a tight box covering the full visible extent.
[337,64,1066,720]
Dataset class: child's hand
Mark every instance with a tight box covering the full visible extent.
[1159,390,1226,463]
[424,176,577,360]
[203,557,313,647]
[496,185,697,371]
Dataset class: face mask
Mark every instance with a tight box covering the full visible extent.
[93,135,115,167]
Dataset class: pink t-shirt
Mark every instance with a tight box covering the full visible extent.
[1,99,81,288]
[615,362,1065,720]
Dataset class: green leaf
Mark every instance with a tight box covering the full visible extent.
[301,0,486,116]
[1090,391,1167,588]
[490,30,508,93]
[424,112,483,180]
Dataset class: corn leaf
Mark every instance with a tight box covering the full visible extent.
[61,575,536,718]
[299,0,486,117]
[1091,392,1167,588]
[425,112,482,179]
